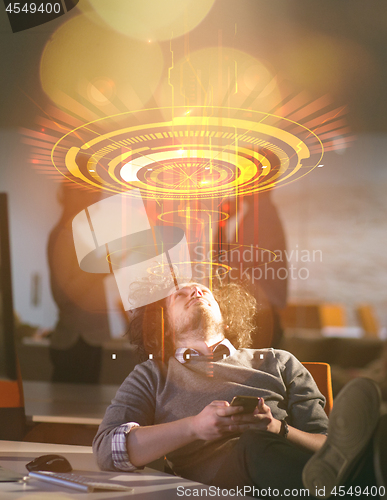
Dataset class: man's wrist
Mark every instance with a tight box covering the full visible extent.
[186,415,198,440]
[279,419,289,438]
[267,418,282,435]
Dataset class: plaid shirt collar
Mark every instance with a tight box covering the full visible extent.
[175,338,236,364]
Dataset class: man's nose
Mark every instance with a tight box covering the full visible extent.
[191,286,203,297]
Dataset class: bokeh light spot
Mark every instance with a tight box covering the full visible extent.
[156,47,281,114]
[40,15,164,114]
[80,0,215,42]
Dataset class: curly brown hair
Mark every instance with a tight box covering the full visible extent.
[127,279,257,363]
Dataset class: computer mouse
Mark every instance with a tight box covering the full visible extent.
[26,454,73,473]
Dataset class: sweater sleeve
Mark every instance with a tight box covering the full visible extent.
[92,361,158,471]
[276,350,329,435]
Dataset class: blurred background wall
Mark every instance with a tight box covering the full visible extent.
[0,0,386,332]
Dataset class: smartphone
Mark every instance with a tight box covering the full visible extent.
[230,396,259,414]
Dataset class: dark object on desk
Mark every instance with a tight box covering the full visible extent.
[0,465,25,482]
[213,192,287,348]
[26,454,72,473]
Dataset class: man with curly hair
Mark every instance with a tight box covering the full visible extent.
[93,281,385,498]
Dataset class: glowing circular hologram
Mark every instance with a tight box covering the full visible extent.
[50,106,324,200]
[148,261,232,279]
[141,158,233,191]
[40,15,164,113]
[157,209,230,224]
[80,0,215,42]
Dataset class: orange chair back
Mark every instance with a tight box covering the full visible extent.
[302,362,333,416]
[0,361,25,440]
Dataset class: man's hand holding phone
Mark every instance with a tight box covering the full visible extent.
[230,395,259,414]
[229,396,282,434]
[190,397,282,441]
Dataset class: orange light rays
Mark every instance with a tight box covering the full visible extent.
[22,97,351,198]
[161,306,165,365]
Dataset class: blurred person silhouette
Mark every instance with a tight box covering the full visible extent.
[48,181,111,384]
[215,189,287,349]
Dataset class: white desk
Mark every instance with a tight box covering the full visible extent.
[23,381,118,425]
[0,441,217,499]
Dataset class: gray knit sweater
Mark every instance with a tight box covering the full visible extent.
[93,348,328,484]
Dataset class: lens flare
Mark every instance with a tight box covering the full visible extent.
[80,0,216,42]
[40,15,164,115]
[156,46,281,114]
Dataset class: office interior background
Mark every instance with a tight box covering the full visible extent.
[0,0,387,368]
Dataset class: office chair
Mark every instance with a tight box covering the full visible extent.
[302,362,333,416]
[0,362,26,440]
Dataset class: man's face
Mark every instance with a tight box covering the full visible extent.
[165,283,223,339]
